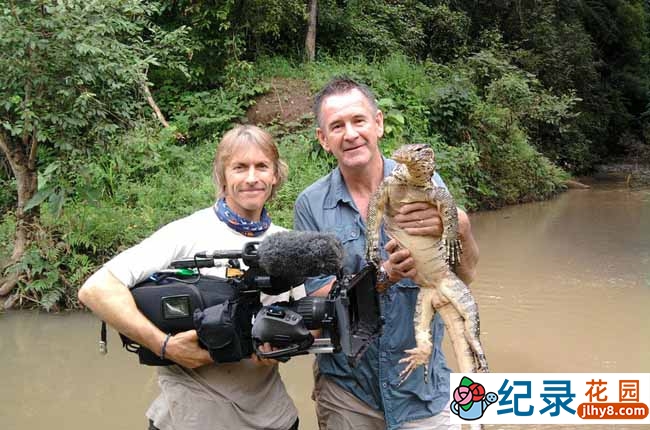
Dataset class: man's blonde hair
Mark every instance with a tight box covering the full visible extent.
[213,125,288,200]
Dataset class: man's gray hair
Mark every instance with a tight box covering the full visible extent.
[313,76,378,128]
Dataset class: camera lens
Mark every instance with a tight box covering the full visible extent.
[293,297,332,329]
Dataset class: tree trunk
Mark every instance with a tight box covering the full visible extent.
[0,132,38,298]
[305,0,318,62]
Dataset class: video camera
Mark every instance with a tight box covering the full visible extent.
[116,231,383,367]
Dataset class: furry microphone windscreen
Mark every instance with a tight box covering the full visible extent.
[257,231,344,280]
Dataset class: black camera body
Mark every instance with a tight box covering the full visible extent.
[251,266,382,365]
[119,241,382,367]
[122,273,261,365]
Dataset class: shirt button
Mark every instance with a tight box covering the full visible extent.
[382,382,388,388]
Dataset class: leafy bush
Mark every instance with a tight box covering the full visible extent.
[3,124,216,309]
[163,81,269,144]
[318,0,428,59]
[268,130,332,227]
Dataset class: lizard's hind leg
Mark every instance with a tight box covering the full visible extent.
[463,316,489,373]
[445,277,490,373]
[399,287,435,384]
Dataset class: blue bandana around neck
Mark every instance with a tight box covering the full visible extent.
[214,197,271,237]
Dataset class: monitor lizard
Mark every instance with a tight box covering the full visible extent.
[366,143,489,385]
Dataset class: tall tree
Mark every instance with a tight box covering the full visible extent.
[305,0,318,61]
[0,0,189,299]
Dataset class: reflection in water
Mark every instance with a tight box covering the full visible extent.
[1,183,649,430]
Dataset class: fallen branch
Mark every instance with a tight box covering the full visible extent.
[564,179,591,189]
[140,80,170,128]
[3,293,19,310]
[139,80,186,142]
[0,272,20,296]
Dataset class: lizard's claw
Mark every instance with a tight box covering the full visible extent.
[398,363,416,386]
[398,345,432,385]
[445,239,463,267]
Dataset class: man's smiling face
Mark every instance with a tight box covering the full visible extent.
[316,88,384,172]
[223,145,278,221]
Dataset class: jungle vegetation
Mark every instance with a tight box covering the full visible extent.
[1,0,649,310]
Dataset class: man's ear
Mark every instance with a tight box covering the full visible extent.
[375,110,384,138]
[316,127,330,153]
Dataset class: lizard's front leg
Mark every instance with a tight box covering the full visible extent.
[428,186,462,267]
[365,181,389,291]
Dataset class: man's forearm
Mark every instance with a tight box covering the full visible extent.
[78,268,168,354]
[456,209,479,285]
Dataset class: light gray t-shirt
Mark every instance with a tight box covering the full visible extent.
[105,206,300,430]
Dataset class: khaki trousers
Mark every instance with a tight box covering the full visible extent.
[313,364,458,430]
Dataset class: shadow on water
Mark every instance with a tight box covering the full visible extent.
[1,180,649,429]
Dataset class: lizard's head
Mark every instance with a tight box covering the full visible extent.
[392,144,436,184]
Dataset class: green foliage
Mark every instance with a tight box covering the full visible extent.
[1,0,188,139]
[317,0,429,59]
[155,0,240,85]
[0,213,15,264]
[377,98,406,142]
[0,0,192,210]
[10,243,65,311]
[168,88,259,143]
[466,101,567,208]
[153,65,270,144]
[154,0,306,85]
[267,130,332,228]
[421,4,471,62]
[1,123,218,309]
[6,0,650,310]
[0,176,16,214]
[426,76,478,144]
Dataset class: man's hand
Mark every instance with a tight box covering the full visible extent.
[382,239,416,283]
[392,202,443,237]
[251,342,279,367]
[381,201,438,285]
[382,202,478,285]
[163,330,213,369]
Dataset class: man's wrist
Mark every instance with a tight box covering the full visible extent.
[376,264,392,290]
[160,333,172,360]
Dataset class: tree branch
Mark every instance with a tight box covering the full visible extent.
[9,0,22,26]
[0,131,18,175]
[0,274,19,297]
[22,56,32,150]
[28,133,38,170]
[0,131,10,157]
[139,79,185,142]
[140,80,170,128]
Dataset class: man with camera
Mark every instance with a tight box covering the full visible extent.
[78,125,300,430]
[294,77,480,429]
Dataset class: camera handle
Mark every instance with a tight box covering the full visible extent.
[254,338,336,361]
[255,343,302,361]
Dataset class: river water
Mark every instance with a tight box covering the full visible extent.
[1,180,649,429]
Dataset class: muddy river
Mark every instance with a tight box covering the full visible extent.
[1,180,648,429]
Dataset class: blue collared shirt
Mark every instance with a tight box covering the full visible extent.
[293,157,452,430]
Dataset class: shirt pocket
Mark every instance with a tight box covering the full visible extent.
[390,357,435,402]
[329,223,364,273]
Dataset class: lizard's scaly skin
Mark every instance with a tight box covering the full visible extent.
[366,144,489,384]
